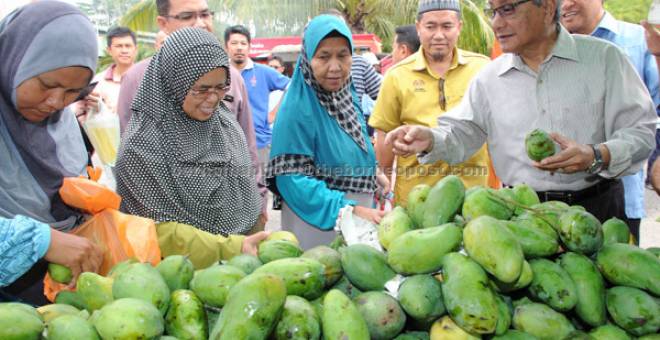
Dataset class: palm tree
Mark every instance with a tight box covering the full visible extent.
[120,0,493,55]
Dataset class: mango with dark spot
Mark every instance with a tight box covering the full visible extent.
[527,259,577,312]
[525,129,555,162]
[441,252,499,334]
[606,286,660,336]
[512,303,574,340]
[354,291,406,339]
[557,209,603,256]
[596,243,660,296]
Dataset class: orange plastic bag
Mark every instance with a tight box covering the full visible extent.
[43,173,161,302]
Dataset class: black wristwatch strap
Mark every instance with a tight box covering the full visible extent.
[587,144,604,174]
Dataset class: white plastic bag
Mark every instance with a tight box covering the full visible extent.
[83,100,120,166]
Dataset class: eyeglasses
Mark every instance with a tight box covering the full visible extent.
[438,78,446,111]
[189,84,230,99]
[484,0,532,19]
[164,10,214,22]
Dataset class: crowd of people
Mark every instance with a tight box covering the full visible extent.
[0,0,659,306]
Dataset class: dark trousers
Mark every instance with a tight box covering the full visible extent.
[538,180,626,224]
[625,218,641,246]
[0,260,49,306]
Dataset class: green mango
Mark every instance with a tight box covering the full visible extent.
[525,129,555,161]
[301,245,343,287]
[107,258,139,279]
[273,296,320,340]
[528,259,577,312]
[503,219,559,258]
[330,275,362,299]
[513,213,559,240]
[602,218,630,244]
[462,187,514,221]
[354,291,406,340]
[497,188,518,215]
[492,330,539,340]
[398,274,445,320]
[47,314,99,340]
[441,252,499,334]
[557,209,603,256]
[189,264,246,308]
[495,294,513,335]
[558,252,606,327]
[394,331,430,340]
[596,243,660,296]
[226,254,262,274]
[37,304,80,324]
[253,257,325,300]
[210,273,286,339]
[407,184,431,228]
[562,331,595,340]
[378,206,413,249]
[93,298,164,339]
[156,255,194,291]
[164,289,207,340]
[638,335,660,340]
[322,289,370,340]
[464,216,524,283]
[77,272,114,311]
[492,260,534,293]
[512,184,541,216]
[340,244,395,291]
[387,223,462,275]
[258,239,303,263]
[512,303,574,340]
[421,175,465,228]
[0,303,43,340]
[588,324,631,340]
[55,290,87,310]
[48,263,73,284]
[606,286,660,336]
[112,263,171,315]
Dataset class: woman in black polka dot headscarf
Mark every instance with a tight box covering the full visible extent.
[115,27,267,268]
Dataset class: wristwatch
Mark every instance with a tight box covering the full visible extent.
[586,144,604,174]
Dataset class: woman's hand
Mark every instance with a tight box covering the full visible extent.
[43,229,103,287]
[376,172,391,196]
[353,206,386,225]
[241,231,271,256]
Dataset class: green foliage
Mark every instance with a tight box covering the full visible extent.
[605,0,652,24]
[118,0,493,56]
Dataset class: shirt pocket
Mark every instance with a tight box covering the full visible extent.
[558,98,605,145]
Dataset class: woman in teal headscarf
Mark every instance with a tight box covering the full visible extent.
[268,15,387,249]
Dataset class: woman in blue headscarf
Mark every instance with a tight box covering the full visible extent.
[268,15,387,249]
[0,1,103,303]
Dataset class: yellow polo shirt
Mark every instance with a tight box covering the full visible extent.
[369,48,491,207]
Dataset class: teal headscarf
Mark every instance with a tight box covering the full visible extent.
[269,14,376,189]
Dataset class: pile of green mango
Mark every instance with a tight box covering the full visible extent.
[3,175,660,339]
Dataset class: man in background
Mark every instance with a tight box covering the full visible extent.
[561,0,660,242]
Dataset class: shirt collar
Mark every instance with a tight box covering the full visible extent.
[497,25,580,76]
[412,47,467,77]
[243,58,255,70]
[103,64,118,82]
[593,11,619,36]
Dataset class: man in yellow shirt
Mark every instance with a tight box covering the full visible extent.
[369,0,492,206]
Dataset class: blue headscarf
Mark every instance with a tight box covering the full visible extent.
[0,1,97,229]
